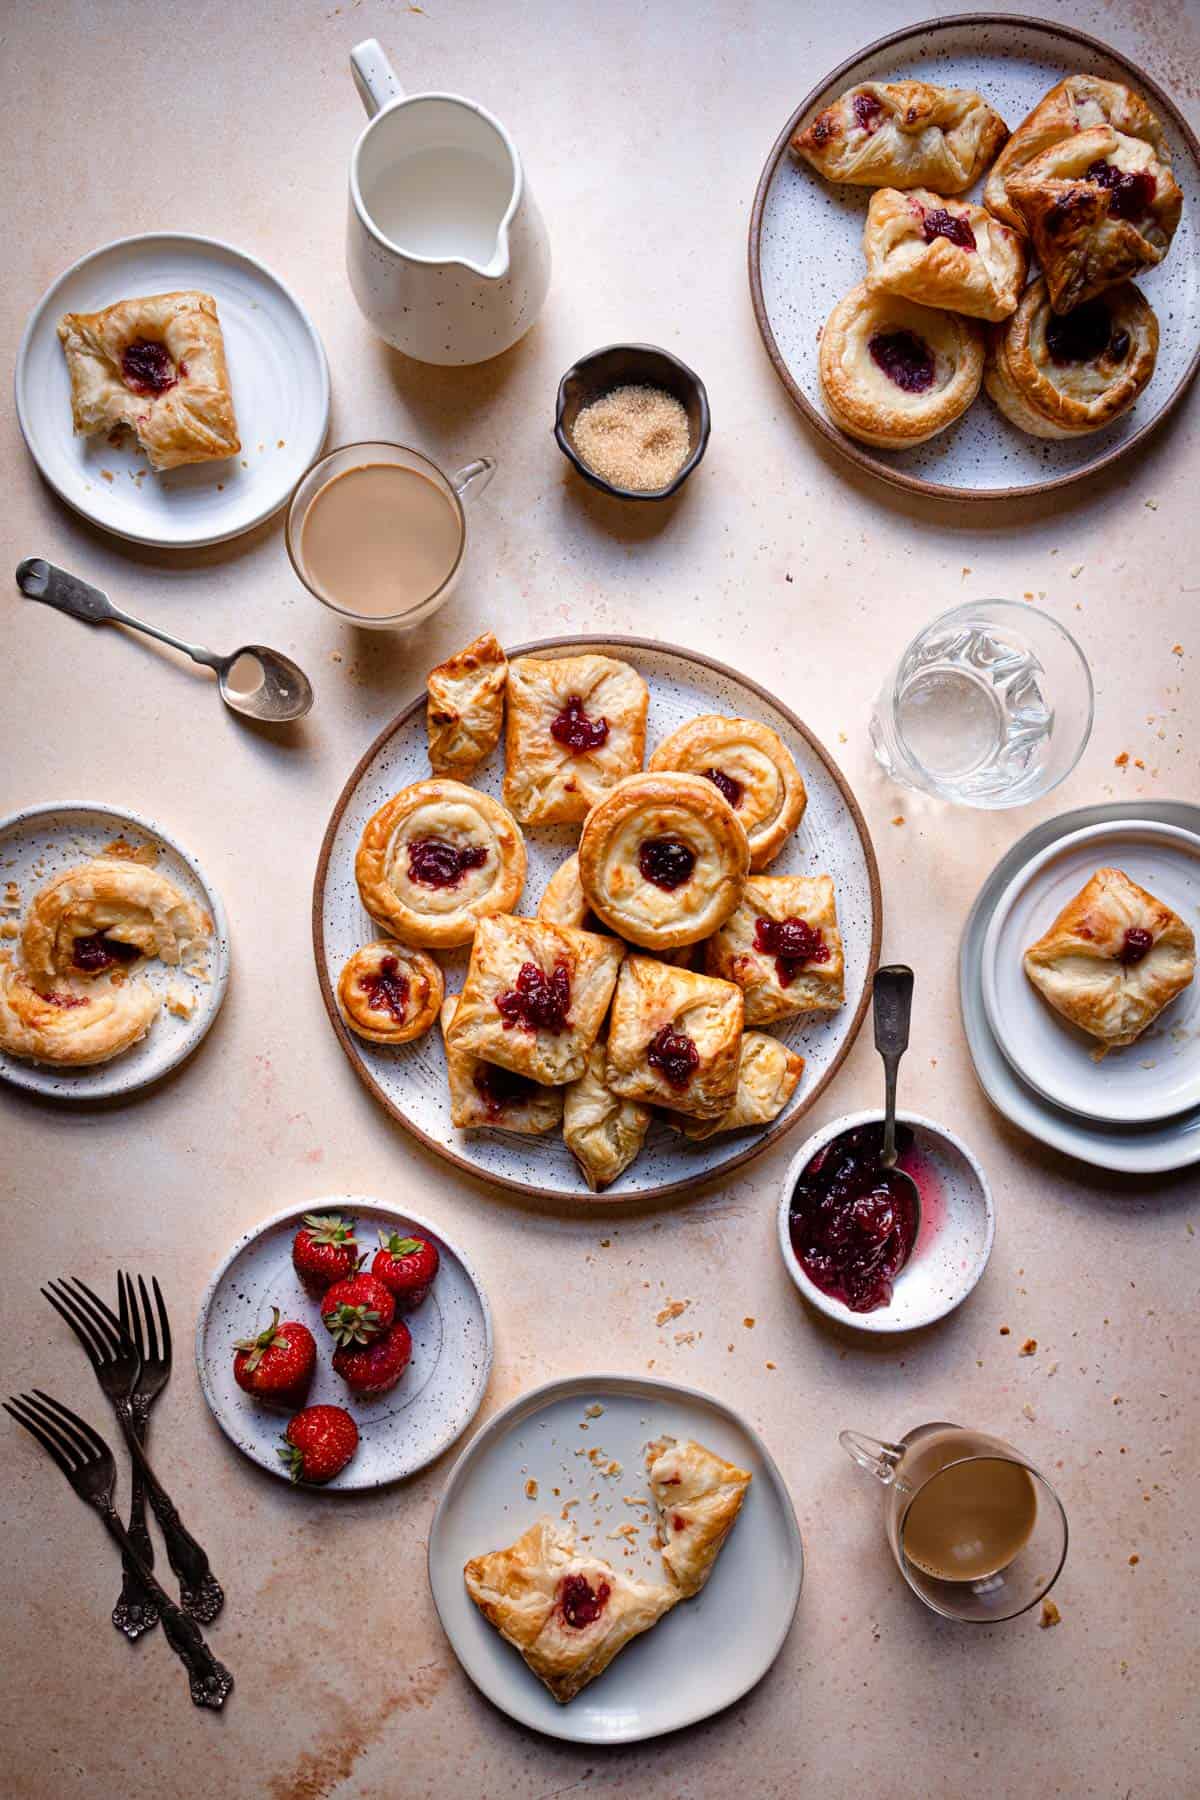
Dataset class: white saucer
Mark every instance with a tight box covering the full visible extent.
[16,233,329,547]
[982,821,1200,1124]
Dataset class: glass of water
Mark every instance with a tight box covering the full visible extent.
[869,600,1094,809]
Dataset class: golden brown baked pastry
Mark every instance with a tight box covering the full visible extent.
[446,914,623,1086]
[863,188,1027,322]
[355,780,526,949]
[440,996,564,1133]
[562,1041,653,1190]
[673,1031,805,1140]
[645,1435,752,1598]
[57,291,240,471]
[605,954,743,1119]
[426,631,507,775]
[647,716,806,871]
[792,81,1007,193]
[819,283,985,449]
[0,956,159,1066]
[335,940,443,1045]
[503,654,649,825]
[985,278,1158,439]
[578,773,750,952]
[21,859,209,986]
[984,76,1172,232]
[463,1516,676,1704]
[1022,866,1195,1049]
[537,853,605,934]
[706,874,844,1025]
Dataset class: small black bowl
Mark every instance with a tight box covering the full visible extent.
[554,344,711,501]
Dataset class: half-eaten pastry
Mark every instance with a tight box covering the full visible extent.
[645,1435,752,1598]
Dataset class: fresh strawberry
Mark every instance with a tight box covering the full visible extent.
[278,1405,359,1484]
[292,1213,359,1292]
[233,1309,316,1410]
[321,1271,395,1347]
[371,1230,440,1309]
[332,1320,413,1396]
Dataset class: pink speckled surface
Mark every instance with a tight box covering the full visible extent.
[1,2,1197,1796]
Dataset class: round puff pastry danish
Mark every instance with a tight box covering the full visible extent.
[792,81,1008,193]
[0,956,159,1067]
[562,1042,653,1191]
[21,858,210,987]
[439,997,564,1133]
[647,716,806,871]
[578,773,750,952]
[863,188,1027,323]
[984,76,1171,232]
[336,941,443,1045]
[503,653,649,826]
[355,779,526,949]
[706,874,844,1025]
[819,283,985,449]
[674,1031,805,1141]
[985,278,1158,439]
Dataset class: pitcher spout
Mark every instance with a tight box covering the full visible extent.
[477,227,510,281]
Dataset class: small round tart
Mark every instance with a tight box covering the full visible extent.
[819,282,985,448]
[577,772,749,951]
[0,956,159,1067]
[647,716,806,871]
[863,188,1027,322]
[22,857,210,986]
[355,779,526,949]
[985,278,1158,439]
[336,941,444,1045]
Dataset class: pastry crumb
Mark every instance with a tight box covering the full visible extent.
[1144,497,1158,510]
[891,816,905,826]
[1022,1403,1036,1421]
[766,1361,777,1370]
[656,1299,689,1327]
[0,922,16,940]
[674,1331,695,1346]
[1020,1338,1037,1356]
[524,1479,538,1499]
[164,983,197,1019]
[743,1317,755,1329]
[1114,752,1129,768]
[1069,563,1084,578]
[1129,1553,1140,1566]
[1039,1599,1061,1629]
[999,1325,1011,1335]
[583,1403,604,1418]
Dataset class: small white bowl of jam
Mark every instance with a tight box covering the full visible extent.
[777,1110,995,1334]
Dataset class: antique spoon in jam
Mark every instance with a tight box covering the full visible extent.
[16,557,314,723]
[873,962,921,1250]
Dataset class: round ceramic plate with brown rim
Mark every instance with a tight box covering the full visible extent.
[312,637,881,1202]
[749,13,1200,501]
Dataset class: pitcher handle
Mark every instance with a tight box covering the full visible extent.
[452,458,497,507]
[839,1430,906,1488]
[351,39,404,118]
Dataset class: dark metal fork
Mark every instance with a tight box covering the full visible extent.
[5,1392,233,1709]
[43,1278,224,1623]
[110,1272,172,1638]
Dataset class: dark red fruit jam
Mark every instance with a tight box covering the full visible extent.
[550,694,609,753]
[121,340,177,396]
[853,91,884,133]
[868,329,935,394]
[406,837,487,888]
[705,767,744,809]
[472,1062,537,1116]
[922,207,977,251]
[360,955,409,1022]
[1119,926,1154,966]
[1045,301,1114,366]
[39,989,90,1010]
[1086,159,1156,221]
[496,961,572,1033]
[788,1122,919,1313]
[71,933,140,974]
[559,1573,610,1629]
[646,1024,700,1089]
[638,837,696,891]
[754,915,829,987]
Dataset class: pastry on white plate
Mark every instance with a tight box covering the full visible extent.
[426,631,507,776]
[335,941,443,1045]
[863,188,1027,322]
[672,1031,804,1140]
[644,1435,752,1598]
[706,874,844,1025]
[646,715,806,870]
[21,857,209,986]
[985,278,1158,439]
[439,997,563,1133]
[562,1041,653,1190]
[355,779,526,949]
[0,955,158,1067]
[503,653,649,825]
[605,953,744,1119]
[792,80,1007,193]
[818,282,985,449]
[984,75,1172,232]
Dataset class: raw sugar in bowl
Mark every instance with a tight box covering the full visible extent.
[555,344,711,500]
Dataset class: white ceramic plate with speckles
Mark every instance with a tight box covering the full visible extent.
[196,1198,493,1491]
[427,1373,803,1744]
[312,636,882,1202]
[750,14,1200,500]
[0,801,230,1100]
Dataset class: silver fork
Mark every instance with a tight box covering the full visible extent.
[108,1272,171,1638]
[4,1391,233,1709]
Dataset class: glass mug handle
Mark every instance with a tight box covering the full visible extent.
[839,1429,906,1487]
[453,457,497,508]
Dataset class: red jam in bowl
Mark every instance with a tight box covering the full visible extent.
[788,1122,919,1313]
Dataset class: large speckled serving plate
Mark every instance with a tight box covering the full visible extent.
[196,1198,492,1490]
[313,636,882,1203]
[749,15,1200,500]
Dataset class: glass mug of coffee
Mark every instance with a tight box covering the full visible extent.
[840,1422,1068,1622]
[286,441,496,630]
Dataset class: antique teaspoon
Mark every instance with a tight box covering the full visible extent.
[16,557,314,723]
[873,963,922,1251]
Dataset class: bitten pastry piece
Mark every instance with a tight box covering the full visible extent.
[985,279,1158,439]
[1005,126,1181,314]
[440,997,564,1133]
[819,284,985,450]
[21,858,209,987]
[674,1032,805,1141]
[336,941,443,1045]
[645,1436,752,1599]
[647,716,806,870]
[1022,866,1195,1049]
[355,779,526,949]
[0,957,159,1067]
[504,653,649,825]
[863,189,1027,323]
[57,291,240,471]
[984,75,1172,232]
[792,81,1007,193]
[426,631,507,775]
[447,915,623,1086]
[707,875,844,1025]
[605,954,743,1119]
[563,1042,653,1190]
[464,1516,676,1705]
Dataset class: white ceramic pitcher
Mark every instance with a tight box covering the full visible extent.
[346,39,551,365]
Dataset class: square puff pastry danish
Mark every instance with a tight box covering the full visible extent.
[563,1041,653,1190]
[984,75,1172,232]
[1022,866,1195,1050]
[605,954,744,1119]
[706,874,844,1025]
[863,189,1027,323]
[426,631,507,776]
[645,1436,752,1599]
[447,914,624,1087]
[792,81,1008,194]
[439,996,564,1133]
[673,1031,804,1141]
[57,291,240,470]
[504,654,649,825]
[463,1516,677,1704]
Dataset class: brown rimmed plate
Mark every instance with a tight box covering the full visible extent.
[748,13,1200,501]
[312,637,881,1202]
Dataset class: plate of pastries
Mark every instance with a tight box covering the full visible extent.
[313,635,881,1199]
[750,14,1199,498]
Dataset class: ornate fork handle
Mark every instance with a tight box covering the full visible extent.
[113,1394,159,1639]
[119,1412,224,1624]
[95,1501,232,1709]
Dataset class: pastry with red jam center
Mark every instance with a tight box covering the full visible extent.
[604,952,744,1119]
[706,874,844,1025]
[819,282,985,449]
[336,940,443,1044]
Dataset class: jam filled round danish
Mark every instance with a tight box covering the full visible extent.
[985,278,1159,440]
[648,716,806,870]
[336,940,444,1046]
[21,857,210,986]
[819,282,986,450]
[638,838,696,891]
[355,779,526,949]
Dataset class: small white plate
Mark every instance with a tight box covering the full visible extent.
[16,233,330,547]
[428,1373,803,1744]
[0,801,230,1099]
[196,1198,492,1491]
[982,821,1200,1124]
[778,1109,995,1333]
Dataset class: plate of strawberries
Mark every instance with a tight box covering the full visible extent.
[195,1196,493,1489]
